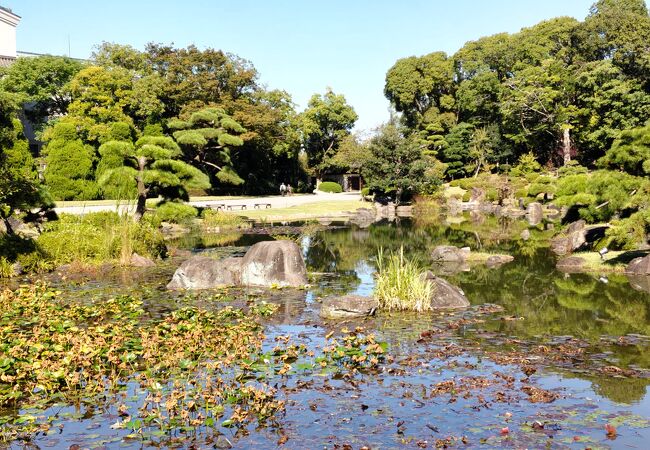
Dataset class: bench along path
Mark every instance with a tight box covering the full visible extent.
[53,192,362,216]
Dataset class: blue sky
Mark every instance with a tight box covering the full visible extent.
[8,0,602,131]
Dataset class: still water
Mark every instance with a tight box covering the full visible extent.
[4,215,650,449]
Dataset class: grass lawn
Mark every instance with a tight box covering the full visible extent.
[236,200,369,221]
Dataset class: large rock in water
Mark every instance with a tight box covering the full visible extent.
[167,256,243,290]
[431,245,469,263]
[421,271,470,309]
[240,241,307,287]
[625,254,650,275]
[550,220,586,256]
[320,295,379,319]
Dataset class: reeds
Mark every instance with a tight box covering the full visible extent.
[374,246,433,312]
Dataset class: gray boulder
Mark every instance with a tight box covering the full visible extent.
[486,255,514,268]
[421,271,470,309]
[167,256,243,290]
[431,245,469,263]
[320,295,378,319]
[625,255,650,275]
[520,229,531,241]
[550,220,586,255]
[129,252,155,267]
[240,240,308,287]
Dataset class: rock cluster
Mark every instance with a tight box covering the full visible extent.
[167,241,307,290]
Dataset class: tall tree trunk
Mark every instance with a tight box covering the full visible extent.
[562,126,571,166]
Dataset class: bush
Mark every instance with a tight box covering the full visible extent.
[374,247,433,312]
[154,202,198,223]
[201,209,248,229]
[361,187,370,197]
[510,152,542,177]
[318,181,343,193]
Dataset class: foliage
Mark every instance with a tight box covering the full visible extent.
[0,283,285,441]
[0,55,84,128]
[154,201,198,223]
[374,247,433,312]
[318,181,343,193]
[201,209,248,229]
[37,212,166,266]
[0,93,47,217]
[169,107,246,187]
[42,122,100,201]
[598,124,650,176]
[98,135,210,219]
[301,88,358,176]
[363,122,439,203]
[383,0,650,174]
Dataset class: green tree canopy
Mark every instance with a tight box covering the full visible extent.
[0,92,47,220]
[98,135,210,220]
[0,55,84,128]
[42,122,99,201]
[362,122,438,203]
[168,107,246,188]
[301,89,358,178]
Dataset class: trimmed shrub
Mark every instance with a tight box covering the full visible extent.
[318,181,343,193]
[154,202,198,223]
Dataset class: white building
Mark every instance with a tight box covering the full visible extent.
[0,5,20,67]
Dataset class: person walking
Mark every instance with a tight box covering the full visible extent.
[280,183,286,196]
[287,184,293,196]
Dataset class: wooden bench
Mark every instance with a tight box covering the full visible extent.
[226,204,247,210]
[254,203,272,209]
[209,203,226,210]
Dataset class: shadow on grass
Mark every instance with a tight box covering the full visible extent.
[604,250,649,266]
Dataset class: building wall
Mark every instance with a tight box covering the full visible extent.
[0,7,20,58]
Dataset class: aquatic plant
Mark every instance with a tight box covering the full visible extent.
[36,212,166,267]
[0,283,285,442]
[374,246,433,312]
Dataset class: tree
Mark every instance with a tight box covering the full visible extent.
[0,92,46,224]
[301,89,358,179]
[98,135,210,220]
[0,55,84,127]
[577,0,650,81]
[362,122,437,204]
[66,66,164,142]
[168,107,246,189]
[384,52,455,127]
[442,122,475,179]
[144,43,258,118]
[599,124,650,176]
[42,122,99,201]
[467,127,495,177]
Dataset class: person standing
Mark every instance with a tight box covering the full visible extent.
[280,183,286,196]
[287,184,293,196]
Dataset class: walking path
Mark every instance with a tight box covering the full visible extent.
[53,191,362,215]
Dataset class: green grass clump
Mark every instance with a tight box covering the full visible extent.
[0,257,15,278]
[201,209,248,229]
[154,201,198,223]
[374,247,433,312]
[318,181,343,193]
[37,212,166,267]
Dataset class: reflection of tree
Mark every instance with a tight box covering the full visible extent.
[588,376,649,405]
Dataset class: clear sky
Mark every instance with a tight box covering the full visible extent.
[7,0,601,131]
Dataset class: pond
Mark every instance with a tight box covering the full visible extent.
[2,214,650,449]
